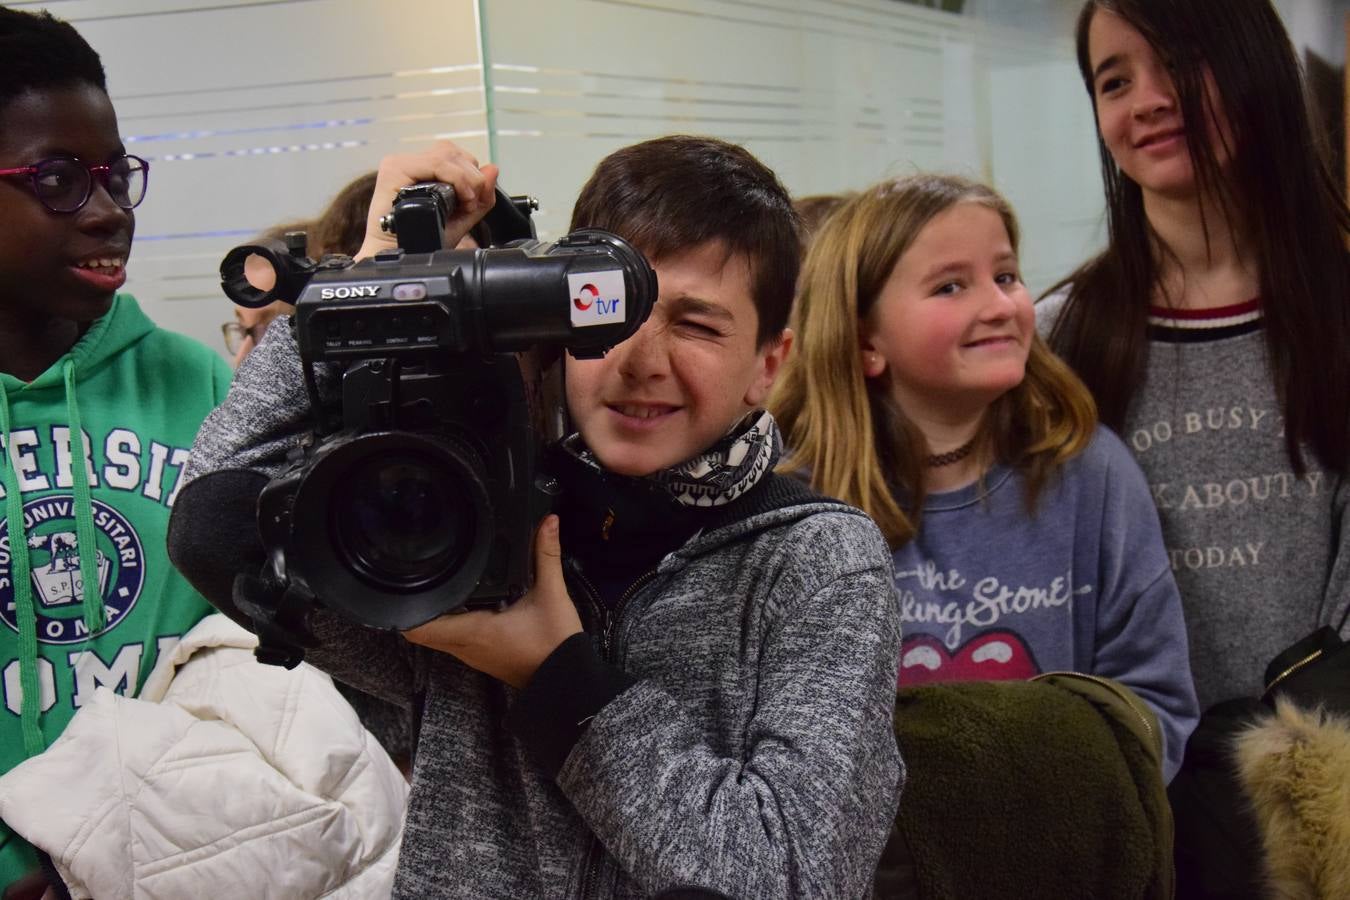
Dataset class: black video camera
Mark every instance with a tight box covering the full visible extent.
[220,183,657,666]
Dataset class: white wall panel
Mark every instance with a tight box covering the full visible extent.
[988,60,1105,295]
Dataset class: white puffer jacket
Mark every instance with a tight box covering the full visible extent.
[0,614,408,899]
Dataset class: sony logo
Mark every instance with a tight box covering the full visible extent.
[320,285,381,300]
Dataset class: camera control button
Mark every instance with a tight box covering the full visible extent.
[393,282,428,301]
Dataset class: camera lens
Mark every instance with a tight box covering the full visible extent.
[334,451,474,589]
[286,429,495,629]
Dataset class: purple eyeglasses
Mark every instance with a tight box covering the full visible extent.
[0,154,149,213]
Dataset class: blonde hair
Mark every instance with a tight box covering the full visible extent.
[770,174,1097,547]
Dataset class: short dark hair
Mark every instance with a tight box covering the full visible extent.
[569,135,801,346]
[0,7,107,116]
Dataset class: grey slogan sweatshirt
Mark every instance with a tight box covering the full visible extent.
[1037,293,1350,709]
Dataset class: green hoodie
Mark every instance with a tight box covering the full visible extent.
[0,294,231,882]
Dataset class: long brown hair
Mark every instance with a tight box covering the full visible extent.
[1047,0,1350,476]
[309,171,378,258]
[772,175,1097,547]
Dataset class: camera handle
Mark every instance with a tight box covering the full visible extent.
[379,183,452,254]
[379,184,539,252]
[232,569,318,669]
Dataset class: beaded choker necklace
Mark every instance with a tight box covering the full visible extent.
[924,437,976,468]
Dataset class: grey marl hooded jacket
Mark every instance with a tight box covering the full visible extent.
[169,322,904,899]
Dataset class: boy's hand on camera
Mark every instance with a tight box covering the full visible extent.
[402,515,581,689]
[356,140,499,260]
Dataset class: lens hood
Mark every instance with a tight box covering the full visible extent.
[278,429,495,630]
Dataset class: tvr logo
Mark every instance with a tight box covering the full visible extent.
[568,271,626,328]
[572,284,621,316]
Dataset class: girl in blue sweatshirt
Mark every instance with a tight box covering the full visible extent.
[772,174,1199,780]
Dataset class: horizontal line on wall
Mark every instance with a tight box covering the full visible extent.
[126,117,374,144]
[145,139,367,162]
[492,109,941,135]
[490,66,943,106]
[490,87,940,116]
[56,0,325,24]
[583,0,956,47]
[116,65,480,103]
[157,272,228,282]
[492,64,805,95]
[118,91,484,123]
[161,293,228,303]
[493,87,805,110]
[136,229,260,242]
[488,68,944,101]
[494,130,937,146]
[404,130,491,142]
[494,108,829,127]
[128,109,485,148]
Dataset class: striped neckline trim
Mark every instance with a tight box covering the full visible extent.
[1148,298,1261,328]
[1147,299,1262,344]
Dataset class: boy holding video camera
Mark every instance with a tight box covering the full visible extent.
[171,136,903,899]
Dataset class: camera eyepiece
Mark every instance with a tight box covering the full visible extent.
[220,234,324,308]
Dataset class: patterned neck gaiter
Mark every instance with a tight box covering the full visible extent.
[559,409,782,508]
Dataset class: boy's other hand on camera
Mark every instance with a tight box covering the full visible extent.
[402,515,581,689]
[357,140,498,260]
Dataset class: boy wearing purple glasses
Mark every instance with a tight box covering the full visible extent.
[0,7,229,892]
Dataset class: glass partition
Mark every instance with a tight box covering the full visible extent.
[479,0,1106,296]
[49,0,1335,350]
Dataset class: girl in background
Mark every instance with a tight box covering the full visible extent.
[772,174,1198,780]
[1040,0,1350,712]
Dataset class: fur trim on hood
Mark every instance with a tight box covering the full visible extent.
[1234,699,1350,900]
